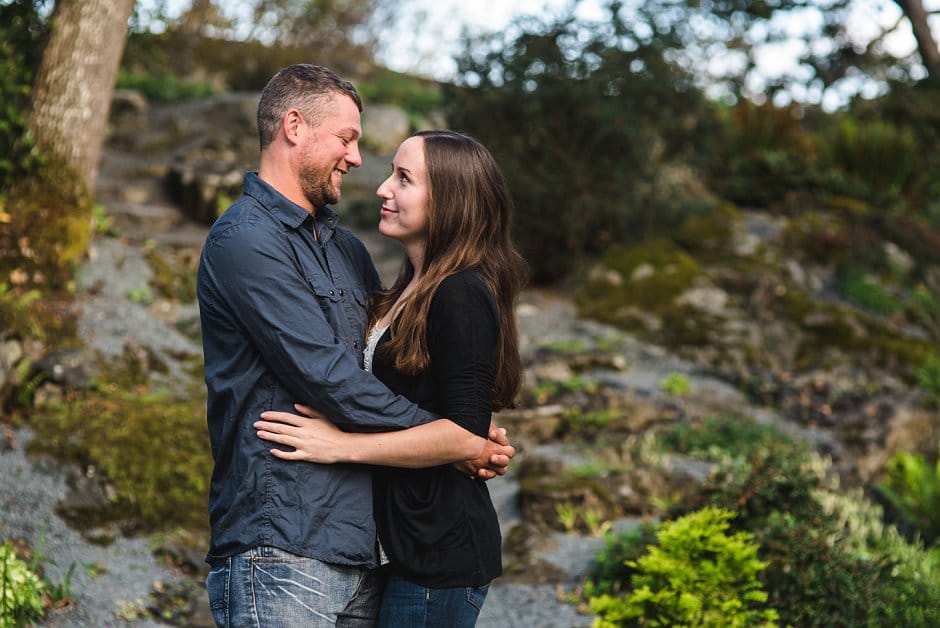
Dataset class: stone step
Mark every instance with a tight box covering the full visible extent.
[105,201,188,235]
[150,222,209,252]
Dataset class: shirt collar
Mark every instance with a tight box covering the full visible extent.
[242,172,339,232]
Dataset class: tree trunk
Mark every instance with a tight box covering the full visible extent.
[27,0,136,194]
[895,0,940,81]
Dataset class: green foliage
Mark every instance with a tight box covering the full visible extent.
[681,445,940,626]
[705,102,819,208]
[839,268,901,316]
[657,416,793,462]
[115,69,216,102]
[585,523,659,599]
[909,287,940,341]
[0,169,95,292]
[824,116,919,201]
[27,380,211,532]
[590,507,778,628]
[0,0,47,191]
[357,71,442,116]
[0,541,44,627]
[917,353,940,401]
[0,282,77,344]
[445,5,708,283]
[144,247,199,303]
[879,446,940,546]
[127,284,155,305]
[562,407,619,435]
[659,373,690,396]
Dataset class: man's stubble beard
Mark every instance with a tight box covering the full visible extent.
[300,160,340,209]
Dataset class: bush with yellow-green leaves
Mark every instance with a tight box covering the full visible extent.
[0,540,44,627]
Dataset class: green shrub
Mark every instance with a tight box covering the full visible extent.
[357,71,442,116]
[815,487,940,626]
[590,507,778,627]
[657,416,794,463]
[705,101,819,208]
[839,268,900,316]
[825,117,918,199]
[0,0,47,191]
[659,373,690,396]
[584,523,664,599]
[445,6,708,283]
[115,69,216,102]
[0,540,44,627]
[879,446,940,546]
[684,446,940,625]
[917,353,940,401]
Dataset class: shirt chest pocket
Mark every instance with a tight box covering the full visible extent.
[308,280,367,354]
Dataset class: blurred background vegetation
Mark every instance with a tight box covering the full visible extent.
[3,0,940,624]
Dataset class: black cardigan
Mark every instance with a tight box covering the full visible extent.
[371,269,502,588]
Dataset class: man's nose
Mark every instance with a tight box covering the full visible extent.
[346,142,362,168]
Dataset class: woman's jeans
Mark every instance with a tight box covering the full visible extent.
[378,571,489,627]
[206,545,385,627]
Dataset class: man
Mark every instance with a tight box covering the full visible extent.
[197,64,513,627]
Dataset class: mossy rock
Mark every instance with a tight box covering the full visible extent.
[26,371,211,533]
[576,239,702,328]
[0,168,93,291]
[772,284,933,375]
[780,211,855,266]
[674,204,740,263]
[517,456,618,532]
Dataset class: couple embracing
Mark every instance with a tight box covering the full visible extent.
[197,64,524,627]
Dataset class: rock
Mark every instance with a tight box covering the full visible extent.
[675,285,728,316]
[631,263,655,281]
[32,348,98,389]
[883,242,914,276]
[58,465,117,514]
[529,359,575,385]
[361,104,410,154]
[0,338,23,390]
[588,263,623,286]
[495,405,565,443]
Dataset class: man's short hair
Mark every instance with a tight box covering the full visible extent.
[257,64,363,151]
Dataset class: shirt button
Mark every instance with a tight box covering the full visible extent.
[329,290,335,296]
[353,341,360,348]
[339,289,345,296]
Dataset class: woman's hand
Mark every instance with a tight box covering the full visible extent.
[255,404,349,464]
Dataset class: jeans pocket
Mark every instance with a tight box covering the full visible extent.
[465,584,489,610]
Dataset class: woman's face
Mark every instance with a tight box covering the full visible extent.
[376,136,430,248]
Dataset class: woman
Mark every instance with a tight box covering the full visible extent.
[254,130,524,626]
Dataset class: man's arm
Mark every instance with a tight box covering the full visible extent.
[201,222,433,431]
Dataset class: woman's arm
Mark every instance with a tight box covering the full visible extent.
[255,404,492,468]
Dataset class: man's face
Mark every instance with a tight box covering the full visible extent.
[297,93,362,208]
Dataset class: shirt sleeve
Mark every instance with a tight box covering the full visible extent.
[201,219,436,432]
[426,272,498,438]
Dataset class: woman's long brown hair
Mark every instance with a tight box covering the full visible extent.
[368,130,525,410]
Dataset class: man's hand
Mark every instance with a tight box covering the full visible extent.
[453,424,515,480]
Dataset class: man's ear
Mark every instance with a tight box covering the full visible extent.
[283,109,304,146]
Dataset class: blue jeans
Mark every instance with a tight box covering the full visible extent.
[377,572,489,628]
[206,546,385,627]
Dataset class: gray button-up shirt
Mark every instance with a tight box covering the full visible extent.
[198,172,435,565]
